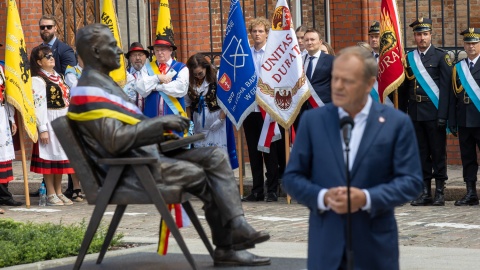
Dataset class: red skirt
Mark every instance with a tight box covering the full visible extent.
[0,160,14,184]
[30,143,75,174]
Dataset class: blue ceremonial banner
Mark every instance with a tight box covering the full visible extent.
[217,0,257,129]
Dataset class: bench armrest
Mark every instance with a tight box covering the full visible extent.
[97,157,158,165]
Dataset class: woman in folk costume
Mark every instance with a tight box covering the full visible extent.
[0,55,23,214]
[30,45,74,206]
[185,54,227,152]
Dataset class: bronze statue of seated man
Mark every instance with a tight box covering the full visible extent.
[70,24,270,266]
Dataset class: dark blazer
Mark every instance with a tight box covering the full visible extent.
[283,102,422,270]
[45,38,76,75]
[399,46,452,121]
[305,52,334,104]
[449,58,480,127]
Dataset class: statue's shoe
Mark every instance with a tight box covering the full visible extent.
[232,229,270,250]
[214,248,271,267]
[230,216,271,250]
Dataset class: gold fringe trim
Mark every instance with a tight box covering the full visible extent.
[382,72,405,102]
[255,84,311,129]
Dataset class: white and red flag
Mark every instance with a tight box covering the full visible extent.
[256,0,314,131]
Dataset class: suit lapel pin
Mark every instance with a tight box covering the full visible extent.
[379,116,385,123]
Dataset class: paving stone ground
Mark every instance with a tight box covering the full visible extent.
[3,161,480,269]
[4,196,480,250]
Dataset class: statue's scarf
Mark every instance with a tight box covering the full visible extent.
[67,86,145,124]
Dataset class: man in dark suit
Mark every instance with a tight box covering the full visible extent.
[283,46,422,270]
[303,28,335,105]
[449,28,480,206]
[293,28,335,132]
[399,18,453,206]
[39,15,76,75]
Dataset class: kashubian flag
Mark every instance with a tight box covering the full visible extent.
[101,0,127,87]
[156,0,174,38]
[5,0,37,142]
[150,0,175,67]
[378,0,405,103]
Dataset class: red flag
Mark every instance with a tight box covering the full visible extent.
[378,0,405,103]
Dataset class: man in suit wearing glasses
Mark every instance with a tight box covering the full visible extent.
[38,14,76,75]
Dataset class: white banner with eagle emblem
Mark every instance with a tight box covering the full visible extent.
[255,0,311,129]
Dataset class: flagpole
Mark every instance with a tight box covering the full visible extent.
[17,117,30,207]
[394,89,399,109]
[238,127,244,198]
[285,128,291,204]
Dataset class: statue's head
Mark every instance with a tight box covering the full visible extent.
[76,23,123,74]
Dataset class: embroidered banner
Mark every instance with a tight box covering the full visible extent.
[217,0,257,129]
[378,0,405,103]
[255,0,311,129]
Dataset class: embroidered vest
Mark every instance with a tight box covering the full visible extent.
[38,74,68,109]
[188,82,221,112]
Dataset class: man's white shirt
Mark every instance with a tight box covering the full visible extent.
[317,96,373,212]
[303,50,322,79]
[135,58,189,98]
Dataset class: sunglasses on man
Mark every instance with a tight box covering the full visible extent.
[40,25,54,30]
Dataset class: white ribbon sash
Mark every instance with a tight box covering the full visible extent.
[408,50,440,108]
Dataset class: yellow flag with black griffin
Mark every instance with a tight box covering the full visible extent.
[101,0,127,87]
[4,0,37,142]
[156,0,174,39]
[150,0,175,67]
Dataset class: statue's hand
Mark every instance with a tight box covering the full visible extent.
[163,133,181,141]
[158,115,190,132]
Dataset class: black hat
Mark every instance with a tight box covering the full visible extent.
[460,28,480,43]
[148,35,177,51]
[125,42,150,58]
[409,18,432,32]
[368,21,380,35]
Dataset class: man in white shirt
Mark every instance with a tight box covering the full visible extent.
[137,36,189,118]
[122,42,150,109]
[295,25,308,57]
[283,46,422,270]
[242,17,281,203]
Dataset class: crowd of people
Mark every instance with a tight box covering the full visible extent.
[1,14,479,219]
[0,9,478,270]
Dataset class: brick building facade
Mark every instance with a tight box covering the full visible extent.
[0,0,479,165]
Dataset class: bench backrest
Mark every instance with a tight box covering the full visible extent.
[51,116,101,204]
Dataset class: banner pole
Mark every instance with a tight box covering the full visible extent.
[394,89,398,109]
[17,117,30,207]
[285,127,291,204]
[238,126,244,198]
